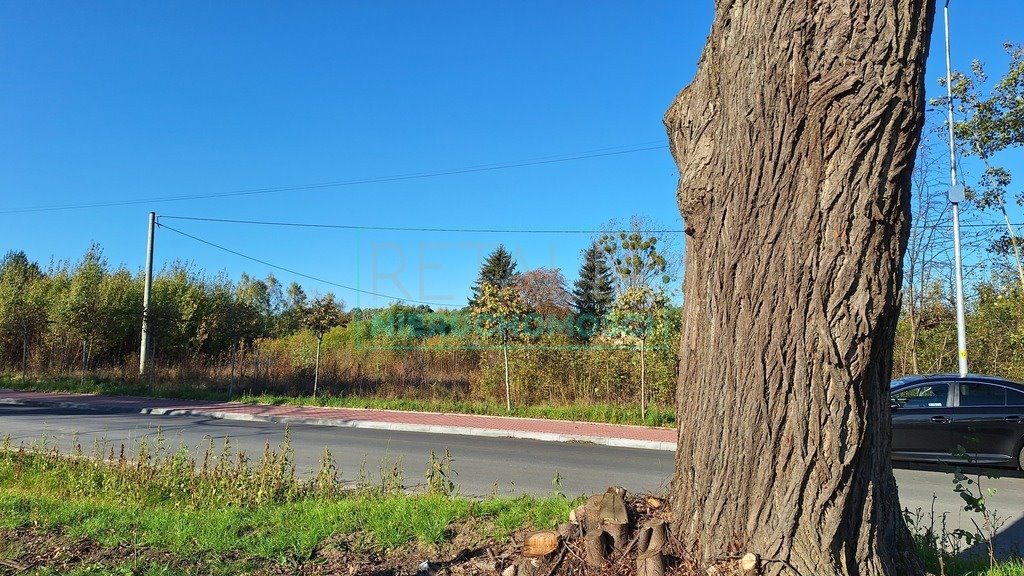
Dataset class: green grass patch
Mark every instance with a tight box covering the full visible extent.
[0,487,571,562]
[0,435,576,567]
[238,392,676,427]
[4,430,1024,575]
[0,376,228,402]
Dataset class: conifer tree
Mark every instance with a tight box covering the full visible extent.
[468,245,519,307]
[571,242,615,318]
[571,243,614,341]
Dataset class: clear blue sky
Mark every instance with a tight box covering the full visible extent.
[1,2,1021,309]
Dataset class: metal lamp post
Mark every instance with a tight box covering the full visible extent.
[943,0,969,377]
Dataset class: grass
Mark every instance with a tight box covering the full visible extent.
[2,432,1024,574]
[0,431,576,573]
[0,375,677,427]
[0,492,496,558]
[935,558,1024,576]
[905,503,1024,576]
[237,391,676,427]
[0,375,229,402]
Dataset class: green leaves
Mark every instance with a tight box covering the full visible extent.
[470,283,531,344]
[954,44,1024,161]
[302,293,346,342]
[941,44,1024,211]
[597,223,672,295]
[605,285,669,343]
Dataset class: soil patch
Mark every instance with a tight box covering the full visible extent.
[0,494,703,575]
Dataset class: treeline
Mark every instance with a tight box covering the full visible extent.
[0,232,682,409]
[11,206,1024,409]
[893,274,1024,381]
[7,241,1024,404]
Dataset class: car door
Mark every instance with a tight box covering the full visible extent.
[891,381,955,460]
[1006,388,1024,467]
[949,381,1015,465]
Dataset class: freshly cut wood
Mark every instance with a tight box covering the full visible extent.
[569,504,586,525]
[592,490,630,551]
[521,530,560,558]
[636,519,667,576]
[593,491,628,524]
[740,552,760,574]
[607,485,627,498]
[646,496,664,510]
[579,488,631,565]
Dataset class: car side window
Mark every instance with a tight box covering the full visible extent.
[1007,388,1024,407]
[892,384,949,408]
[959,383,1007,407]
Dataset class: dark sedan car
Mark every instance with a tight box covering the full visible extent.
[891,374,1024,470]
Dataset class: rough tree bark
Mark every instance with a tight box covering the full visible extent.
[665,2,933,575]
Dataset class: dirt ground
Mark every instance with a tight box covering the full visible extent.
[0,494,702,576]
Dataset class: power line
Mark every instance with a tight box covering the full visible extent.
[157,222,457,308]
[913,221,1024,230]
[159,214,1024,234]
[158,215,681,234]
[0,143,668,215]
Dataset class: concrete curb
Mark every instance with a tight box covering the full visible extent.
[0,396,677,452]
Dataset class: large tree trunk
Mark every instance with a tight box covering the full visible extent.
[664,2,933,575]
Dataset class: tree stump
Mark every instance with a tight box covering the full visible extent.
[522,530,559,558]
[579,487,631,566]
[515,530,560,576]
[636,519,667,576]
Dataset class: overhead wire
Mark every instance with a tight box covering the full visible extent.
[159,213,1024,233]
[916,221,1024,229]
[156,222,456,308]
[0,143,668,215]
[157,215,681,234]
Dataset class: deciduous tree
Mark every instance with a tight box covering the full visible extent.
[303,293,346,397]
[516,267,570,317]
[60,244,108,384]
[0,251,46,381]
[664,1,933,574]
[945,44,1024,285]
[598,228,670,295]
[605,285,668,420]
[471,282,530,412]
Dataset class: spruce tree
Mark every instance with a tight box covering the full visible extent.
[468,245,519,307]
[571,242,614,339]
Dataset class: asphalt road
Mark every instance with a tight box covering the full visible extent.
[2,404,1022,553]
[0,404,676,497]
